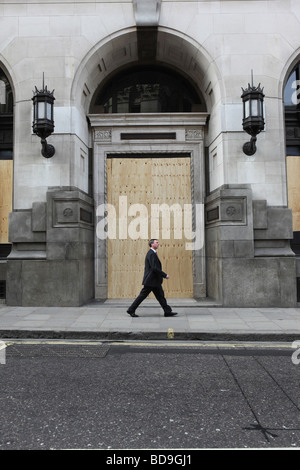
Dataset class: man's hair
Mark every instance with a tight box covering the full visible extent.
[148,239,157,247]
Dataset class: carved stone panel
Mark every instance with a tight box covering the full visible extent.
[185,128,203,141]
[220,198,246,224]
[53,200,78,226]
[94,129,112,142]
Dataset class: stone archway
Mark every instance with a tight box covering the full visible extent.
[0,66,13,259]
[70,27,221,300]
[71,27,222,115]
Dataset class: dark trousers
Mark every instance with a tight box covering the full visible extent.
[128,285,172,314]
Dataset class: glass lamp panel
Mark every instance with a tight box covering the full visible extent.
[38,101,45,119]
[251,99,259,117]
[260,100,264,118]
[245,100,250,118]
[46,102,52,120]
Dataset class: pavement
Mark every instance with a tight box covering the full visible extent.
[1,298,300,342]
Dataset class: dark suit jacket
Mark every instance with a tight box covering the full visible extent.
[142,249,167,287]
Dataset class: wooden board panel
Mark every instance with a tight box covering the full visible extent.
[107,157,193,299]
[287,156,300,232]
[0,160,12,243]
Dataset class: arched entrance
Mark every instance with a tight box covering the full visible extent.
[71,28,220,301]
[284,62,300,302]
[89,64,208,300]
[0,66,13,300]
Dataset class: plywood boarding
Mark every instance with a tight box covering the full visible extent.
[0,160,12,243]
[107,156,193,299]
[287,156,300,231]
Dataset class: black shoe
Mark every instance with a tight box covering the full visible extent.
[164,312,178,317]
[127,310,139,317]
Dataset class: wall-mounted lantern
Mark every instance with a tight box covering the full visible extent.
[241,71,265,156]
[32,75,55,158]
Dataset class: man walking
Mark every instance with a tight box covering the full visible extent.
[127,239,178,318]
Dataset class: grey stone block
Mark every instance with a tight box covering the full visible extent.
[296,258,300,277]
[0,261,7,280]
[47,241,94,260]
[6,186,95,306]
[9,211,46,243]
[233,240,254,258]
[206,257,222,302]
[253,200,268,229]
[254,207,294,240]
[32,202,46,232]
[7,259,94,307]
[205,185,297,306]
[8,243,47,260]
[254,240,294,257]
[222,257,297,307]
[220,240,234,258]
[6,261,22,306]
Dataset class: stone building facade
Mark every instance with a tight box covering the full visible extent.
[0,0,299,307]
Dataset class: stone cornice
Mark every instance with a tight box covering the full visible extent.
[88,112,209,128]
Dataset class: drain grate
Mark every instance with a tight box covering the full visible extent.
[6,343,110,358]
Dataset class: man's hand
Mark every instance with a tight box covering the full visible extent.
[166,274,170,279]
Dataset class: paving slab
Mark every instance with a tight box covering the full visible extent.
[0,299,300,341]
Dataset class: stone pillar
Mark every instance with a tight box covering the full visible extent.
[205,185,297,307]
[6,187,94,306]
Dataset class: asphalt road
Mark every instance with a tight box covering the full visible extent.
[0,339,300,452]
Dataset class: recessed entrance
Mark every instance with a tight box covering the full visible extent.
[106,154,193,299]
[91,113,208,300]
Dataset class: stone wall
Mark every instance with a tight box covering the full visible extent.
[205,185,297,307]
[6,187,94,306]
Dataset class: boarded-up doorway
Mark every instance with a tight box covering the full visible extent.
[106,155,193,299]
[0,160,12,244]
